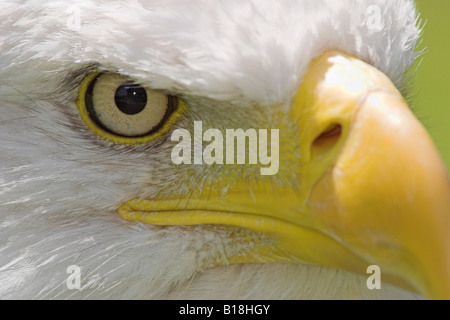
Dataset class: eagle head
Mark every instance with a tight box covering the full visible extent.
[0,0,449,299]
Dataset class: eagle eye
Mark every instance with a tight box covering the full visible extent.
[77,72,184,145]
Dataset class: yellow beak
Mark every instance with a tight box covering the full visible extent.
[119,51,450,299]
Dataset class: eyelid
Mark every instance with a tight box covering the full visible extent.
[77,71,187,145]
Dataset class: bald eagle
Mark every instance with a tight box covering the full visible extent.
[0,0,449,300]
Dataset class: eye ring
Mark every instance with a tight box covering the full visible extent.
[77,72,186,145]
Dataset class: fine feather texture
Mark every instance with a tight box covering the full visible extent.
[0,0,422,299]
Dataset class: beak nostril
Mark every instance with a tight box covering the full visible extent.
[317,124,342,140]
[311,124,342,159]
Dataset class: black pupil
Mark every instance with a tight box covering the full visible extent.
[114,84,147,115]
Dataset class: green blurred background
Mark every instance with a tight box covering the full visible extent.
[414,0,450,171]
